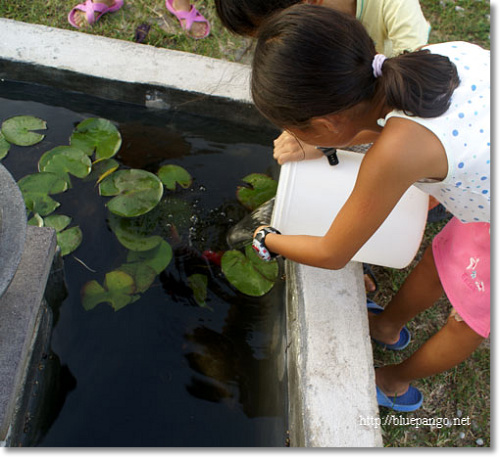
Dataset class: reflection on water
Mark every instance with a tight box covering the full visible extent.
[0,80,286,447]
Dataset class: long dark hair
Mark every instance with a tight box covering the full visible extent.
[251,4,460,128]
[214,0,300,36]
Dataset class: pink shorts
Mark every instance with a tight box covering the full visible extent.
[432,217,490,337]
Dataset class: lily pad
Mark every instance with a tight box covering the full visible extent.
[28,213,44,227]
[99,169,164,217]
[57,226,83,256]
[108,213,163,252]
[86,158,120,184]
[221,244,278,297]
[118,262,157,294]
[188,273,210,309]
[237,173,278,211]
[18,172,68,216]
[158,164,193,190]
[1,115,46,146]
[39,146,92,185]
[43,214,72,232]
[70,118,122,161]
[0,132,10,159]
[126,240,173,274]
[82,270,139,311]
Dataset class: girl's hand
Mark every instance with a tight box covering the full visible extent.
[273,131,323,165]
[253,225,270,238]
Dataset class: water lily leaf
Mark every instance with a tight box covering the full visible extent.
[236,173,278,211]
[44,214,72,232]
[157,164,193,190]
[57,226,83,256]
[28,213,44,227]
[39,146,92,185]
[188,273,210,309]
[81,270,137,311]
[126,240,173,274]
[1,115,46,146]
[18,172,68,216]
[118,262,157,294]
[108,213,163,252]
[0,132,10,159]
[221,244,278,297]
[70,118,121,161]
[86,158,120,184]
[99,169,164,217]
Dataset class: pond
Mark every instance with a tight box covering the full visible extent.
[0,80,287,447]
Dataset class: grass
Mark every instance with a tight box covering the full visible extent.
[0,1,254,63]
[0,0,490,449]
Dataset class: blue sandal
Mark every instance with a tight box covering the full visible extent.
[376,385,423,412]
[367,300,411,350]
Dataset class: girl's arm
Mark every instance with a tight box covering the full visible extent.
[384,0,431,55]
[261,118,447,269]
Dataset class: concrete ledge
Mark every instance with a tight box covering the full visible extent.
[0,227,57,444]
[0,19,250,102]
[286,261,383,447]
[0,19,270,129]
[0,164,27,299]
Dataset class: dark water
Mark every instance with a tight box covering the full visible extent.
[0,81,287,447]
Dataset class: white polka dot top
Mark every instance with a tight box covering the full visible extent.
[380,42,490,223]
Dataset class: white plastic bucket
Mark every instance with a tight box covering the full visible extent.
[271,150,429,268]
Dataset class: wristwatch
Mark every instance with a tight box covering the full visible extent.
[252,227,281,261]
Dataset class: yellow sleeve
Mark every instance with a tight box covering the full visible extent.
[358,0,431,56]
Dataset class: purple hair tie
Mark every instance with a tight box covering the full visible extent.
[372,54,387,78]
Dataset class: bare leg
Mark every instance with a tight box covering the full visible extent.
[369,245,443,345]
[369,244,485,396]
[376,315,484,396]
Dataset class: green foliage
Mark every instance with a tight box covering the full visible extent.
[38,146,92,185]
[43,214,72,232]
[188,274,210,309]
[87,158,120,183]
[70,118,122,161]
[117,262,157,294]
[221,244,278,297]
[108,213,164,252]
[0,132,10,159]
[157,164,193,190]
[1,115,46,146]
[43,214,82,256]
[99,169,164,217]
[126,241,173,274]
[237,173,277,211]
[11,113,279,310]
[18,172,68,216]
[56,226,83,256]
[82,271,140,312]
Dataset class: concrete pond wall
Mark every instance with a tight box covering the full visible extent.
[0,18,382,447]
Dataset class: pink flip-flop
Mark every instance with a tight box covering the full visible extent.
[68,0,124,28]
[165,0,210,39]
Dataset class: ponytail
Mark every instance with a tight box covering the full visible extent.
[380,51,460,117]
[251,4,459,127]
